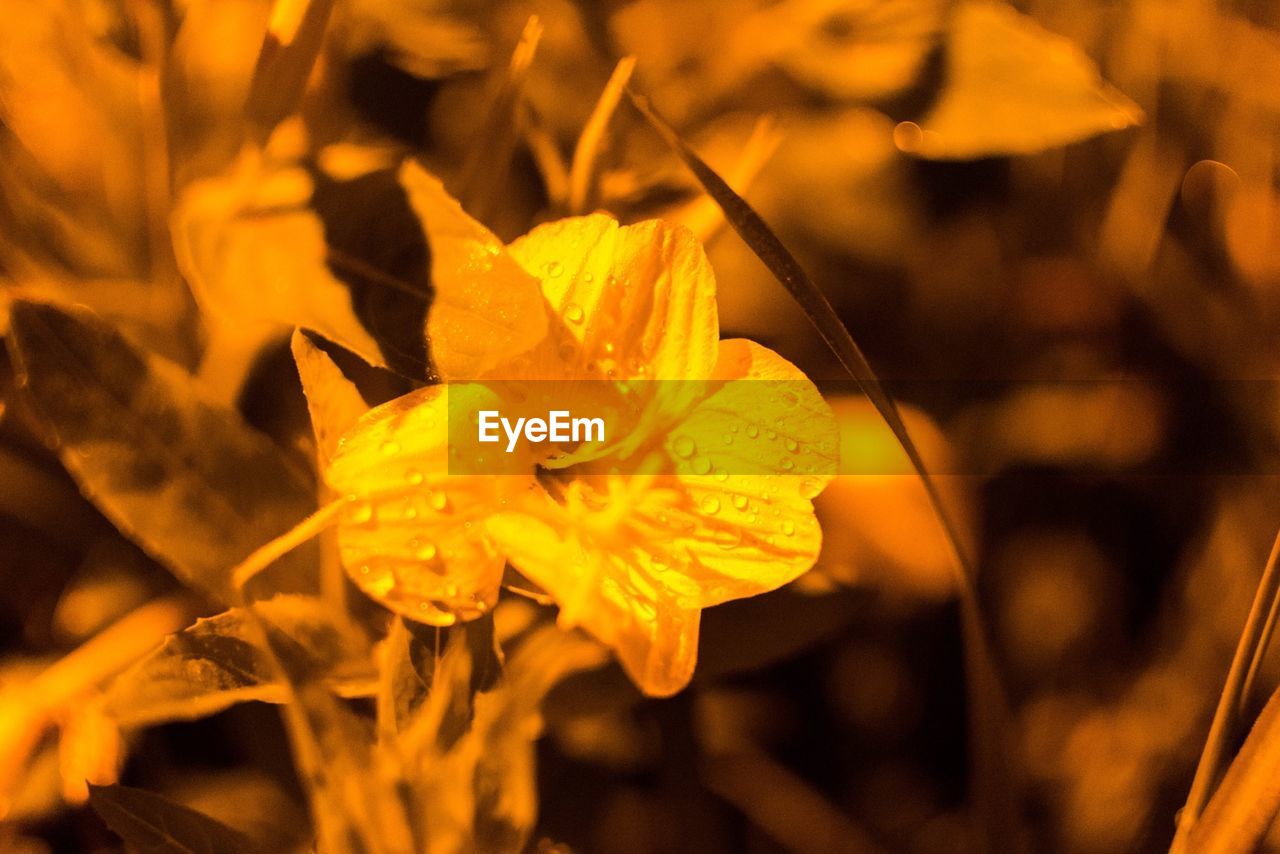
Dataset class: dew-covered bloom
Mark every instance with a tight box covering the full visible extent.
[326,172,838,695]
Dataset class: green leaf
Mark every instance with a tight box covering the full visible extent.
[103,595,376,729]
[89,783,269,854]
[5,301,317,602]
[902,0,1143,159]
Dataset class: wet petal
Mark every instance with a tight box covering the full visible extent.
[402,162,549,381]
[489,490,701,697]
[506,215,719,383]
[325,384,533,623]
[660,339,839,605]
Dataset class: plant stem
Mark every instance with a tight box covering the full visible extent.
[231,497,347,593]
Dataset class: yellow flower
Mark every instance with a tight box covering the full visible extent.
[325,172,838,695]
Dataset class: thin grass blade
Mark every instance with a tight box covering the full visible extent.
[626,89,1022,852]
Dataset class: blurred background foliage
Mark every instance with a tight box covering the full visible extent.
[2,0,1280,851]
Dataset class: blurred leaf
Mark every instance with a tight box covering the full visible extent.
[173,147,434,380]
[750,108,918,262]
[257,611,417,854]
[246,0,335,137]
[5,301,316,602]
[103,595,376,729]
[57,697,121,804]
[766,0,949,101]
[391,616,503,752]
[340,0,490,79]
[0,0,147,274]
[400,625,607,853]
[378,617,439,738]
[816,396,961,599]
[454,15,543,222]
[900,0,1143,159]
[89,783,269,854]
[168,771,310,854]
[611,0,766,125]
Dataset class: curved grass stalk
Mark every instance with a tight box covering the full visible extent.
[1171,528,1280,852]
[1184,671,1280,853]
[626,88,1021,851]
[231,497,347,592]
[568,56,637,214]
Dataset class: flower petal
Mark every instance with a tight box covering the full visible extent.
[488,490,701,697]
[325,384,533,623]
[506,215,720,382]
[402,162,549,381]
[660,339,839,605]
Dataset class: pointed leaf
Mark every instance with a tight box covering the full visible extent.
[5,301,316,602]
[89,783,269,854]
[901,0,1143,159]
[103,595,376,728]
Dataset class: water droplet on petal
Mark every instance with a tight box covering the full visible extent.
[583,272,595,282]
[781,520,796,536]
[565,303,585,323]
[780,458,795,471]
[380,440,401,455]
[672,435,697,459]
[731,494,749,511]
[700,495,721,515]
[715,529,742,550]
[785,438,799,453]
[406,468,424,486]
[766,429,777,440]
[713,468,729,482]
[799,477,823,499]
[722,433,734,445]
[745,424,760,438]
[350,502,374,524]
[429,491,449,512]
[417,542,438,560]
[692,456,712,475]
[545,261,564,278]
